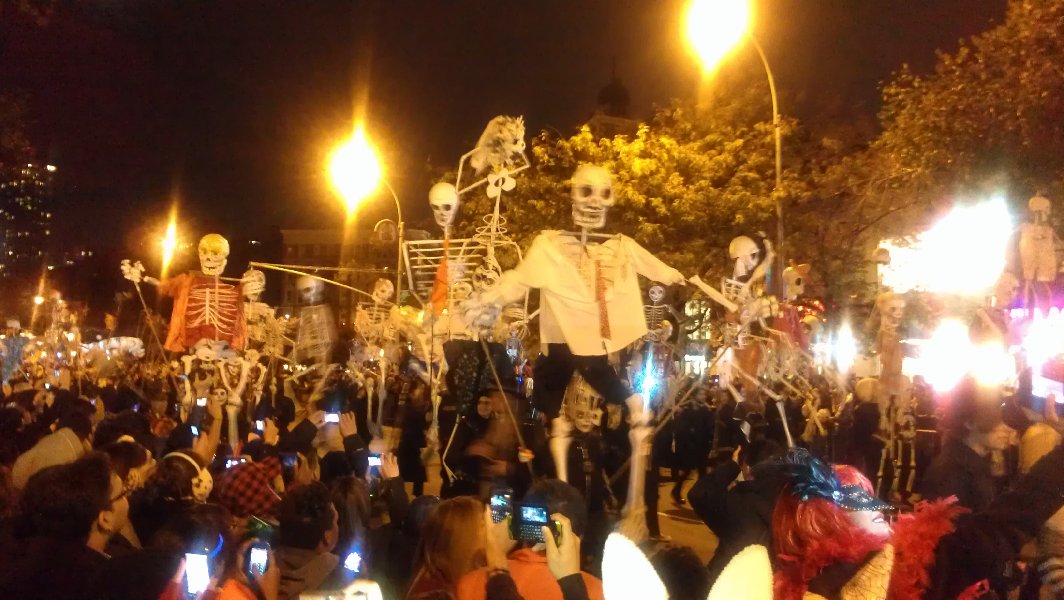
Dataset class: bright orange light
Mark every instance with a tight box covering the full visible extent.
[161,209,178,276]
[329,124,382,215]
[33,295,44,305]
[685,0,752,73]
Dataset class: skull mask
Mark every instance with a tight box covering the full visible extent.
[877,292,906,332]
[563,374,604,434]
[648,285,665,305]
[242,269,266,302]
[782,264,811,302]
[372,278,394,305]
[571,165,614,231]
[729,236,760,280]
[1030,194,1052,225]
[297,276,325,305]
[198,234,230,277]
[429,182,460,229]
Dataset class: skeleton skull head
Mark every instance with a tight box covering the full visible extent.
[729,236,760,280]
[429,182,460,229]
[782,264,811,302]
[876,292,906,332]
[242,269,266,302]
[648,285,665,305]
[473,264,500,292]
[563,373,604,434]
[1029,194,1052,225]
[570,165,614,231]
[297,276,325,305]
[372,278,394,305]
[198,234,230,277]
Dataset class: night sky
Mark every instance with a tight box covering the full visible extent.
[1,0,1007,255]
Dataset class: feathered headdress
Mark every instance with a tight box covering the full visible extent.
[784,448,892,512]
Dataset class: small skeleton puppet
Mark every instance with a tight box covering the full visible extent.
[776,264,812,349]
[355,278,395,348]
[242,269,284,357]
[468,164,681,531]
[971,271,1019,345]
[1018,194,1057,308]
[643,285,675,343]
[292,276,336,367]
[873,291,906,418]
[138,234,245,353]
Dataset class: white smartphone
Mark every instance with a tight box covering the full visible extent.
[324,413,340,424]
[185,552,210,595]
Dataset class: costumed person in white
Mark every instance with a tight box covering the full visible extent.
[468,165,685,531]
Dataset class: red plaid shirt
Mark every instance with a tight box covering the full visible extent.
[213,455,282,519]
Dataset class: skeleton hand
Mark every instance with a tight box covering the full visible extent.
[740,295,780,325]
[120,259,147,284]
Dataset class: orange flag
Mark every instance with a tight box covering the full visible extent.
[430,238,449,316]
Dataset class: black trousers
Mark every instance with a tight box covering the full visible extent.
[533,343,632,419]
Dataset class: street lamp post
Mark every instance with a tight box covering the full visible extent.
[686,0,785,290]
[329,124,405,303]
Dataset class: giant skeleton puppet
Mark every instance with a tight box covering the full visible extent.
[467,164,685,524]
[127,234,246,353]
[242,269,286,357]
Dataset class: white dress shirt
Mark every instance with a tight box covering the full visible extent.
[482,231,684,356]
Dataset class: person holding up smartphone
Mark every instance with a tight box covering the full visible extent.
[214,538,281,600]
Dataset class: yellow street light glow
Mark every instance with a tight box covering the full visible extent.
[33,295,44,305]
[329,125,383,215]
[162,213,178,275]
[685,0,752,73]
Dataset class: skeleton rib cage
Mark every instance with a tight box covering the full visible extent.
[402,238,488,303]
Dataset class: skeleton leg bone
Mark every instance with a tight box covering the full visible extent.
[550,416,573,483]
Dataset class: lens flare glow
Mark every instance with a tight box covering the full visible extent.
[904,319,1017,391]
[833,321,857,374]
[161,212,177,276]
[329,125,382,215]
[685,0,751,73]
[1023,308,1064,372]
[878,198,1012,295]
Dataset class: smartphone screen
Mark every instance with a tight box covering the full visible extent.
[324,413,340,424]
[185,552,210,595]
[511,503,552,544]
[367,454,382,467]
[196,397,207,407]
[521,505,548,523]
[190,425,200,437]
[344,551,361,573]
[248,546,269,576]
[255,420,265,431]
[225,458,246,469]
[490,490,512,523]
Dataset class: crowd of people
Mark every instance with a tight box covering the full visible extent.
[1,329,1064,600]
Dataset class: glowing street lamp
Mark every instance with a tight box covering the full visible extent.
[329,124,383,216]
[161,211,178,277]
[685,0,751,74]
[686,0,785,290]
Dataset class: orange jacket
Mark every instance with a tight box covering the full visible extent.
[455,549,604,600]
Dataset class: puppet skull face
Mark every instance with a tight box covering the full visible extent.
[729,236,760,280]
[1029,194,1052,225]
[372,278,394,305]
[297,276,324,305]
[198,234,230,277]
[242,269,266,302]
[648,285,665,305]
[473,264,500,292]
[429,182,460,229]
[563,375,604,434]
[782,264,810,302]
[570,165,614,231]
[877,292,906,330]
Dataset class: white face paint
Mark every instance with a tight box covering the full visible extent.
[297,276,324,305]
[371,278,394,305]
[728,236,759,280]
[428,182,460,229]
[648,285,665,305]
[198,234,229,277]
[571,165,614,231]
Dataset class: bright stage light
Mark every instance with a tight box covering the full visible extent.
[879,198,1012,295]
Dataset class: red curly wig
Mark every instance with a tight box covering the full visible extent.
[772,465,891,600]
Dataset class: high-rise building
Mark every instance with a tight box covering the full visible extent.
[0,162,54,277]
